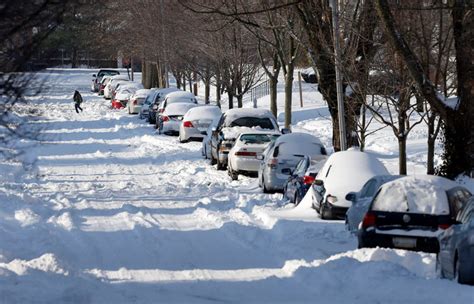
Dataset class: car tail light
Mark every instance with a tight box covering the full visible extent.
[161,115,169,122]
[361,212,376,229]
[183,121,194,128]
[235,151,257,157]
[438,223,451,230]
[303,175,315,185]
[267,158,278,168]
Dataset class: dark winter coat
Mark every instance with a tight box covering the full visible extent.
[73,91,83,104]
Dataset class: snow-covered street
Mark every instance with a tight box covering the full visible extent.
[1,70,473,303]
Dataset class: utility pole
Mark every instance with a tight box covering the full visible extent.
[330,0,347,151]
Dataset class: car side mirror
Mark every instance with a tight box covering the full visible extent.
[281,128,291,134]
[281,168,292,175]
[92,74,96,77]
[345,192,356,202]
[313,179,324,186]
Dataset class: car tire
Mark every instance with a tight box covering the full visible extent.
[454,254,472,284]
[262,177,271,194]
[320,202,331,220]
[228,167,238,181]
[294,192,302,206]
[216,151,225,171]
[210,152,217,165]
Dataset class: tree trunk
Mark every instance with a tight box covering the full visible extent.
[269,75,278,117]
[228,91,234,109]
[237,84,243,108]
[204,77,210,104]
[398,137,407,175]
[216,73,221,108]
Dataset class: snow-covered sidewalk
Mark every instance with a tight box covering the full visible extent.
[0,70,472,303]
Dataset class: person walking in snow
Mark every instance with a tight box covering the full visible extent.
[73,90,83,113]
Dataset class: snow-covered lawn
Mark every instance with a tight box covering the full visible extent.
[0,69,472,303]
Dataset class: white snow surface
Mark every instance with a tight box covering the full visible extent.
[372,175,456,215]
[0,70,472,303]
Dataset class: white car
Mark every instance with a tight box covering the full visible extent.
[148,88,181,124]
[104,75,129,99]
[227,131,280,180]
[311,150,389,219]
[127,89,151,114]
[179,105,222,143]
[158,103,199,135]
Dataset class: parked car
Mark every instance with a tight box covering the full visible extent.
[155,91,197,128]
[202,117,221,160]
[139,89,159,119]
[300,68,318,84]
[258,132,326,193]
[104,75,129,99]
[227,131,281,180]
[91,69,120,92]
[157,103,199,135]
[345,175,402,233]
[98,76,112,96]
[210,108,281,170]
[311,150,388,220]
[358,175,471,253]
[127,89,151,114]
[179,105,222,143]
[112,87,134,109]
[438,197,474,285]
[111,82,143,109]
[283,155,328,205]
[148,88,181,124]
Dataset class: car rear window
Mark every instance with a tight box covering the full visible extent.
[372,183,450,215]
[277,142,326,158]
[239,134,275,144]
[227,117,275,129]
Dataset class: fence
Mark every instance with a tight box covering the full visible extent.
[243,79,270,107]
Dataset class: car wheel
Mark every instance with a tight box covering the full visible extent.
[294,192,302,206]
[454,253,471,284]
[228,167,238,181]
[262,177,271,194]
[320,202,331,220]
[216,151,225,170]
[210,152,217,165]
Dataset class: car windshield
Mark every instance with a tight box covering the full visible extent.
[239,134,275,144]
[227,117,275,129]
[99,71,120,77]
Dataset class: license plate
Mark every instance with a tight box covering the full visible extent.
[393,237,416,248]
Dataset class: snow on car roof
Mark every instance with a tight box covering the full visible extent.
[275,132,323,146]
[317,150,389,201]
[120,82,144,90]
[163,102,198,115]
[224,108,275,121]
[372,175,458,215]
[165,90,195,99]
[132,89,151,98]
[110,75,129,81]
[184,105,221,121]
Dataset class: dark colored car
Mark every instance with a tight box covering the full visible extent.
[91,69,120,92]
[283,155,327,205]
[437,197,474,285]
[300,68,318,84]
[358,176,471,253]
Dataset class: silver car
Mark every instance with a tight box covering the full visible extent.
[345,175,401,233]
[258,132,327,193]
